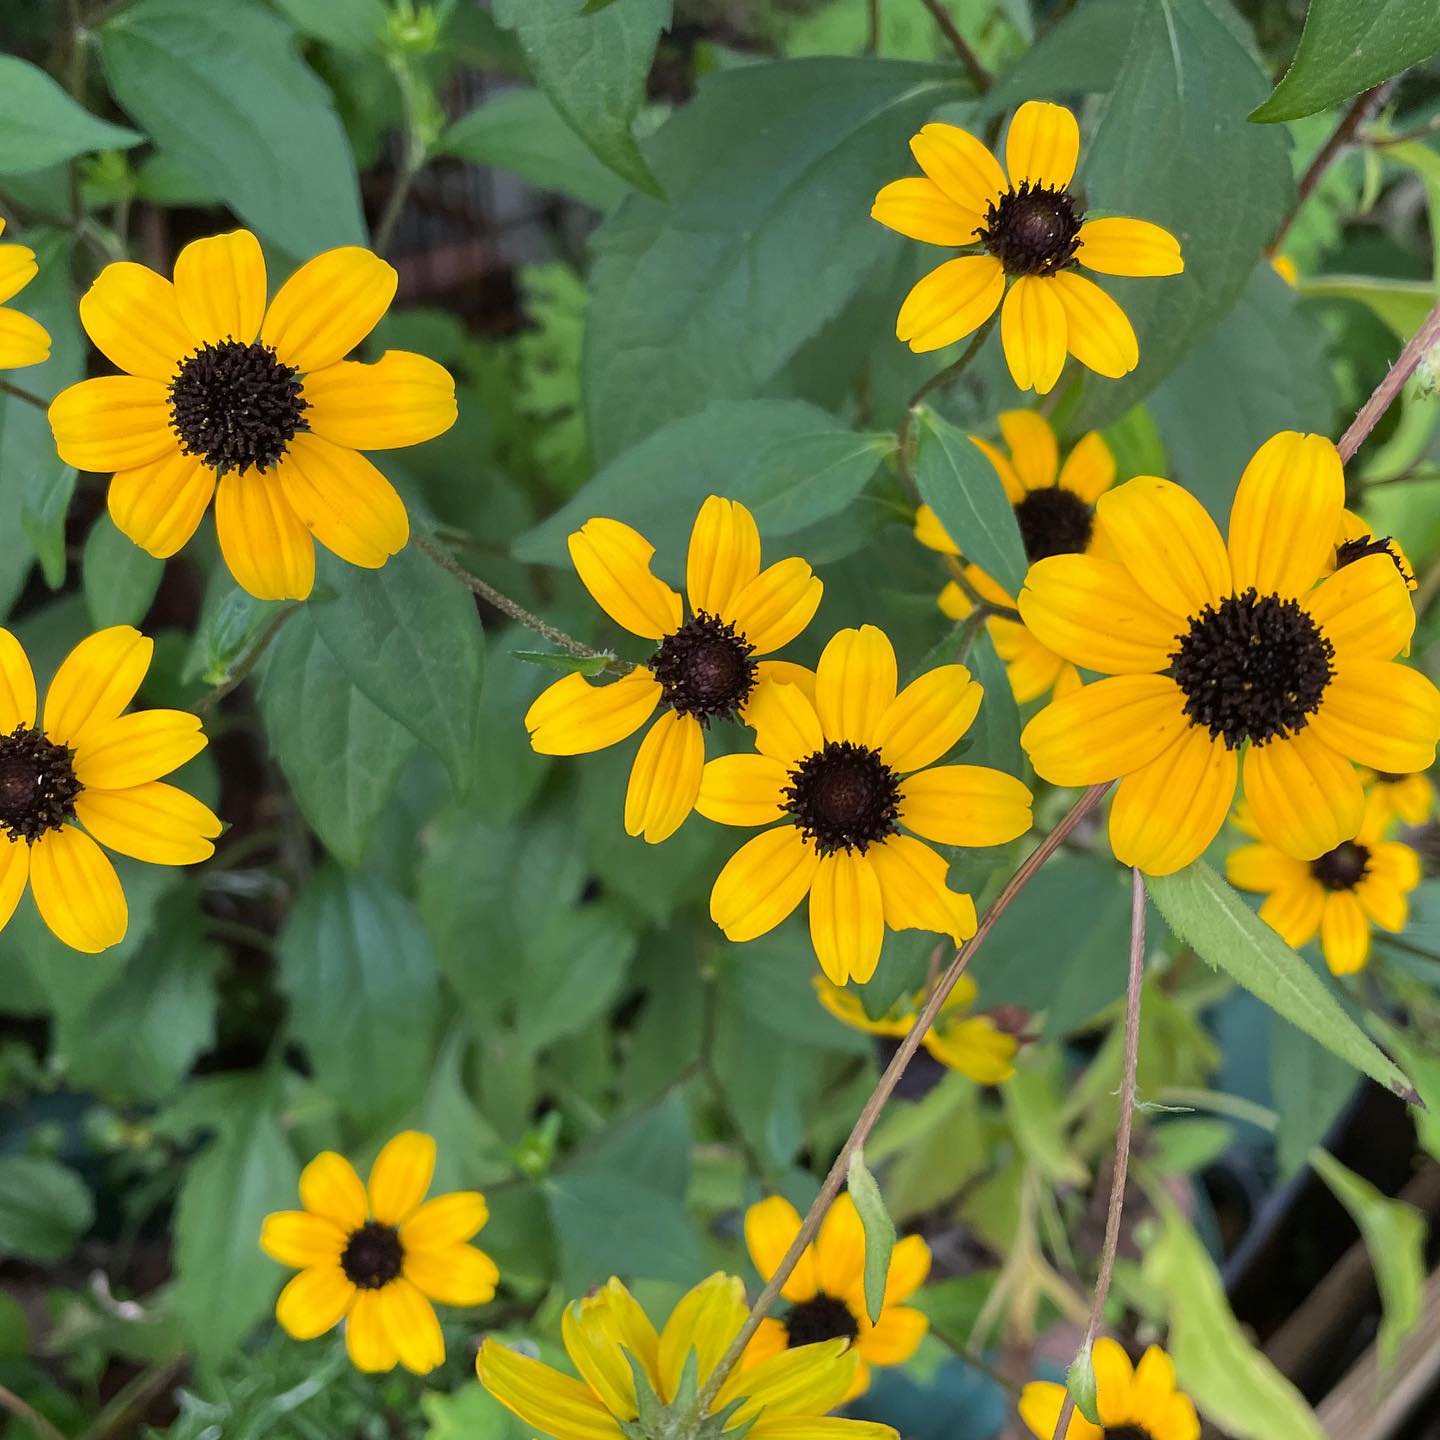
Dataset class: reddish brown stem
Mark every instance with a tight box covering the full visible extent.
[1338,296,1440,464]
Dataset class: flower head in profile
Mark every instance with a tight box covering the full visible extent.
[698,625,1033,983]
[524,496,822,843]
[814,975,1020,1086]
[1019,432,1440,875]
[261,1131,497,1375]
[49,230,456,601]
[1227,796,1421,975]
[1360,767,1435,829]
[916,410,1117,703]
[478,1271,896,1440]
[742,1193,930,1399]
[0,625,219,953]
[0,219,50,370]
[1019,1339,1199,1440]
[871,100,1182,393]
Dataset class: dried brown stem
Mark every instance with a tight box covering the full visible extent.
[1338,296,1440,464]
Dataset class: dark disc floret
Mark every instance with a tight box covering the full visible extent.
[978,181,1084,277]
[784,740,901,855]
[340,1221,404,1290]
[648,611,757,724]
[1311,840,1370,891]
[1014,486,1094,562]
[784,1294,860,1348]
[1335,532,1414,587]
[1105,1429,1156,1440]
[169,339,308,474]
[1168,588,1334,749]
[0,725,82,844]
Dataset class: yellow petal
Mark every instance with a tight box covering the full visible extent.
[860,1304,928,1365]
[563,1292,641,1419]
[0,307,51,368]
[108,451,215,559]
[815,625,897,747]
[403,1242,499,1307]
[895,255,1005,353]
[275,433,409,569]
[695,753,788,827]
[658,1273,748,1400]
[926,1017,1018,1083]
[0,628,36,731]
[998,410,1059,490]
[882,1234,931,1306]
[870,176,982,245]
[172,230,267,346]
[972,435,1026,503]
[214,467,315,601]
[745,677,825,767]
[1356,866,1408,932]
[1311,659,1440,773]
[525,668,662,756]
[745,1196,819,1302]
[1320,890,1370,975]
[711,827,820,942]
[401,1191,488,1251]
[28,825,128,953]
[914,502,960,556]
[377,1278,446,1375]
[728,557,822,656]
[0,244,37,306]
[742,1317,790,1367]
[1021,673,1189,786]
[346,1289,399,1373]
[1091,1337,1136,1426]
[260,246,397,372]
[750,1418,898,1440]
[1258,881,1325,950]
[300,1151,368,1230]
[260,1210,347,1268]
[1057,430,1116,504]
[275,1265,354,1341]
[813,1193,866,1300]
[44,626,152,746]
[569,1277,662,1400]
[686,495,762,619]
[48,376,176,473]
[873,663,981,773]
[78,261,193,381]
[1051,271,1138,378]
[477,1339,622,1440]
[898,764,1033,846]
[0,839,29,937]
[1001,277,1067,395]
[909,123,1008,214]
[301,351,457,450]
[809,850,884,985]
[367,1131,435,1225]
[866,832,975,940]
[1242,730,1363,861]
[720,1338,854,1423]
[1307,553,1415,659]
[1225,842,1307,895]
[569,517,683,641]
[1076,218,1184,277]
[1109,728,1237,876]
[72,710,206,790]
[747,662,817,707]
[624,708,704,843]
[75,781,221,865]
[1005,101,1080,189]
[1019,1380,1104,1440]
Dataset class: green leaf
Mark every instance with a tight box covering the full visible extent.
[512,649,614,676]
[0,55,140,174]
[912,407,1026,597]
[0,1156,93,1261]
[270,0,387,52]
[1252,0,1440,123]
[100,0,365,258]
[441,88,627,210]
[1144,861,1413,1097]
[1300,274,1437,342]
[493,0,671,197]
[82,514,164,629]
[1369,1018,1440,1164]
[1002,1050,1090,1186]
[984,0,1132,109]
[278,866,442,1123]
[1269,1015,1356,1177]
[1065,1345,1101,1427]
[584,59,964,462]
[1310,1148,1426,1373]
[309,548,485,794]
[514,901,637,1055]
[846,1151,896,1325]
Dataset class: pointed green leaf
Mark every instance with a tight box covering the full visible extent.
[1065,1345,1100,1426]
[0,55,139,174]
[512,648,615,676]
[846,1150,896,1325]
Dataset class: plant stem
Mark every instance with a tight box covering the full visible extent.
[944,555,1022,625]
[193,605,298,714]
[693,781,1114,1416]
[1337,295,1440,464]
[0,1385,68,1440]
[867,0,881,53]
[916,0,992,92]
[1050,866,1146,1440]
[896,316,998,497]
[374,58,429,257]
[0,377,50,410]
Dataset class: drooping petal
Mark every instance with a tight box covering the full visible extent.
[43,626,151,746]
[745,1195,819,1301]
[28,825,128,953]
[0,628,36,731]
[525,669,662,756]
[260,1210,347,1268]
[1306,553,1415,659]
[1310,660,1440,773]
[895,255,1006,353]
[172,229,267,346]
[477,1339,623,1440]
[815,625,897,747]
[367,1131,435,1226]
[215,468,315,601]
[721,1339,855,1423]
[345,1290,399,1373]
[275,1265,355,1341]
[75,782,221,865]
[695,754,788,827]
[898,764,1033,846]
[1057,430,1116,504]
[998,410,1059,490]
[1109,728,1237,876]
[909,123,1008,214]
[0,839,29,937]
[0,307,51,368]
[569,1277,662,1399]
[658,1273,749,1400]
[562,1294,642,1419]
[1320,890,1370,975]
[108,451,215,559]
[1242,730,1364,861]
[728,558,823,655]
[403,1242,499,1307]
[866,833,976,940]
[1021,673,1189,786]
[299,1151,368,1230]
[870,177,982,245]
[687,495,762,620]
[260,247,397,372]
[1005,101,1080,190]
[1000,276,1067,395]
[624,708,704,843]
[568,517,683,641]
[872,663,981,773]
[809,850,884,985]
[72,710,206,790]
[377,1278,446,1375]
[1075,218,1184,277]
[300,351,457,450]
[711,827,820,943]
[1050,271,1139,379]
[275,432,409,569]
[78,261,193,381]
[48,376,177,473]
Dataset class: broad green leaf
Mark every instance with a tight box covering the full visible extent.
[584,59,965,462]
[1143,1200,1324,1440]
[441,88,627,211]
[912,407,1026,597]
[512,649,614,676]
[1252,0,1440,123]
[1002,1050,1089,1186]
[100,0,365,258]
[278,866,442,1123]
[493,0,670,196]
[270,0,387,52]
[1310,1148,1426,1373]
[1144,861,1413,1097]
[514,900,637,1055]
[0,55,140,174]
[1148,1118,1234,1176]
[82,514,163,628]
[1300,275,1436,342]
[984,0,1132,108]
[846,1151,897,1325]
[1269,1016,1356,1177]
[963,627,1023,778]
[0,1157,93,1261]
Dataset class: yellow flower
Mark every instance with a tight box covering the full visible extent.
[0,219,51,369]
[1018,1339,1199,1440]
[742,1193,930,1400]
[260,1130,498,1376]
[915,410,1117,703]
[1227,796,1421,976]
[524,496,822,843]
[48,230,456,601]
[698,625,1033,983]
[813,975,1018,1085]
[871,100,1183,392]
[1019,431,1440,875]
[1360,767,1436,828]
[478,1271,897,1440]
[1270,254,1299,287]
[0,624,219,953]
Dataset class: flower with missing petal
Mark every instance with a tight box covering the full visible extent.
[871,100,1182,392]
[916,410,1117,703]
[0,219,50,370]
[1331,508,1415,591]
[0,625,219,953]
[1019,1339,1199,1440]
[524,496,822,843]
[260,1131,497,1375]
[1019,432,1440,875]
[48,230,456,601]
[697,625,1032,983]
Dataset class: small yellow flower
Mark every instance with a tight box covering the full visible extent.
[916,410,1117,703]
[524,495,822,843]
[261,1131,498,1376]
[1019,432,1440,875]
[49,229,456,601]
[478,1272,897,1440]
[0,625,219,953]
[698,625,1033,984]
[0,219,51,369]
[871,100,1182,392]
[1360,767,1436,828]
[742,1193,930,1400]
[1019,1339,1199,1440]
[813,975,1019,1085]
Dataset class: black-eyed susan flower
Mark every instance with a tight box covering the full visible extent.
[1361,768,1436,828]
[261,1131,497,1376]
[478,1271,897,1440]
[48,230,456,601]
[1227,796,1421,975]
[814,975,1019,1085]
[1019,432,1440,875]
[915,410,1117,703]
[742,1193,929,1399]
[0,625,219,953]
[871,101,1182,392]
[524,496,822,843]
[1019,1339,1199,1440]
[698,625,1032,983]
[0,220,50,370]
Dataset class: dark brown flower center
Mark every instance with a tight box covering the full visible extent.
[169,339,308,474]
[0,725,81,844]
[1311,840,1370,891]
[784,1294,859,1347]
[340,1221,404,1289]
[1014,486,1093,561]
[1106,1429,1155,1440]
[784,741,901,855]
[979,182,1083,277]
[1335,533,1413,586]
[648,611,757,724]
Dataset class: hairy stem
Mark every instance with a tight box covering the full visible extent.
[944,555,1022,625]
[1338,295,1440,464]
[916,0,992,93]
[896,316,998,497]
